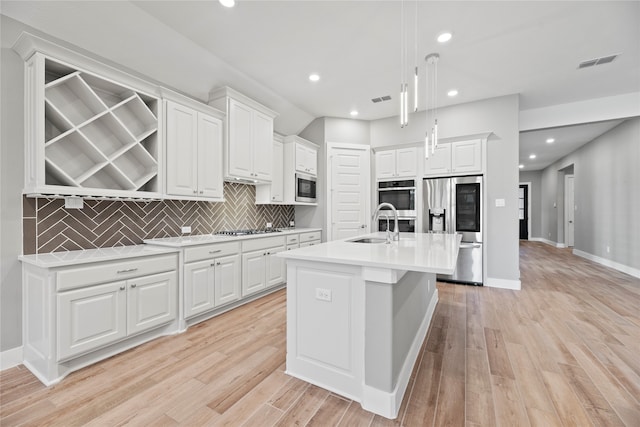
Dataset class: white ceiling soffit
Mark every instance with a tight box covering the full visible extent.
[519,119,625,171]
[2,1,639,136]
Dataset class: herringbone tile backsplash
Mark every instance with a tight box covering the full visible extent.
[23,183,294,254]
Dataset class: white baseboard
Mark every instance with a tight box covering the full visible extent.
[573,250,640,279]
[529,237,566,249]
[485,277,521,290]
[1,346,23,371]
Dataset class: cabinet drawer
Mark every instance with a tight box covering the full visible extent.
[184,241,240,263]
[242,236,286,252]
[57,254,177,291]
[299,231,321,242]
[299,240,320,248]
[286,244,299,251]
[286,234,299,244]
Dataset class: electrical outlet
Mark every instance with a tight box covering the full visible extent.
[315,288,332,302]
[290,220,295,227]
[266,222,273,229]
[181,226,191,234]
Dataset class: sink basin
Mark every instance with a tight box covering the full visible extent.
[348,237,388,244]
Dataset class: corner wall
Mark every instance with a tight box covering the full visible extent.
[539,118,640,271]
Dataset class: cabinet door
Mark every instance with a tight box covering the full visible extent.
[166,101,198,196]
[376,151,396,179]
[214,254,241,307]
[184,259,215,318]
[242,250,266,297]
[295,144,317,175]
[424,144,451,176]
[252,110,273,181]
[395,147,417,177]
[57,281,127,361]
[197,113,224,199]
[451,140,482,173]
[271,140,284,202]
[266,246,286,288]
[306,146,318,176]
[127,271,176,336]
[227,99,254,180]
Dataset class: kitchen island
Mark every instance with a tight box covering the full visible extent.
[278,232,460,419]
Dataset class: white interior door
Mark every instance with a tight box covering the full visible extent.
[565,175,575,247]
[328,144,370,241]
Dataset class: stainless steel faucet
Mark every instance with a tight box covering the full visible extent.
[372,202,400,243]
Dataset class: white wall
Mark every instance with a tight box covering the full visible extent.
[1,16,26,352]
[370,95,521,286]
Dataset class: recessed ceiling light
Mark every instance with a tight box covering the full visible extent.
[447,89,458,97]
[529,154,536,159]
[546,138,555,144]
[350,110,359,117]
[519,164,524,169]
[219,0,235,8]
[437,32,452,43]
[308,73,320,82]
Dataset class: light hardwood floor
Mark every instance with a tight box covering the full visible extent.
[2,241,639,426]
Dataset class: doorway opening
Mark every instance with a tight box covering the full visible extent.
[518,182,531,240]
[565,174,575,247]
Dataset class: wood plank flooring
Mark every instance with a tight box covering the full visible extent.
[2,241,639,426]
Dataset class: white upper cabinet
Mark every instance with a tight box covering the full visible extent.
[283,135,320,204]
[165,98,224,200]
[424,139,483,177]
[295,143,317,176]
[209,87,278,184]
[17,40,162,198]
[375,147,417,180]
[255,134,284,204]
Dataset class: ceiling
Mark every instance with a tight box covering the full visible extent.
[2,1,639,169]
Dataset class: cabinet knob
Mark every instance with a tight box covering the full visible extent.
[211,263,216,267]
[199,190,203,194]
[119,286,125,291]
[193,190,198,194]
[131,284,137,288]
[217,261,221,265]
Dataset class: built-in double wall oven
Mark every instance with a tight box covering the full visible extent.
[377,179,416,232]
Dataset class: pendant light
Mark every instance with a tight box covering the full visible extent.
[425,53,440,158]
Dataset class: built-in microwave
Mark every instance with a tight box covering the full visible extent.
[377,179,416,217]
[295,173,317,203]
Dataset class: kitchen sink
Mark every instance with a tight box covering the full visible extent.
[348,237,388,244]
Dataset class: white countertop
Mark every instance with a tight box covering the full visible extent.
[278,232,461,274]
[143,228,321,248]
[19,245,179,268]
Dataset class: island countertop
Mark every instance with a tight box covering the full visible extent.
[278,232,461,275]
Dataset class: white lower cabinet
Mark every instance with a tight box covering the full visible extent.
[298,231,321,247]
[183,242,241,318]
[22,251,178,385]
[58,271,176,361]
[241,236,286,297]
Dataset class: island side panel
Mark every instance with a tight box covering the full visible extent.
[362,271,438,419]
[285,260,365,401]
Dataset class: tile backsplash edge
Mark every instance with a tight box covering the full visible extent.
[23,183,294,254]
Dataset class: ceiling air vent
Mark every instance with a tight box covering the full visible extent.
[578,53,619,69]
[371,95,392,103]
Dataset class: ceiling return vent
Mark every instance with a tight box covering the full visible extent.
[578,53,620,69]
[371,95,392,103]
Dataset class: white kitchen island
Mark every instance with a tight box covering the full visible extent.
[278,232,460,419]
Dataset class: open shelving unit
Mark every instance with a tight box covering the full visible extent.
[40,58,159,194]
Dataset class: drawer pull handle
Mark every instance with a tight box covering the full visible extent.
[131,284,137,288]
[117,268,138,274]
[211,263,216,267]
[209,250,222,254]
[119,286,125,291]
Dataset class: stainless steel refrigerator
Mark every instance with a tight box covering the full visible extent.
[423,175,483,285]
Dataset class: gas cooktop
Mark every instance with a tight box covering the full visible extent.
[215,229,282,236]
